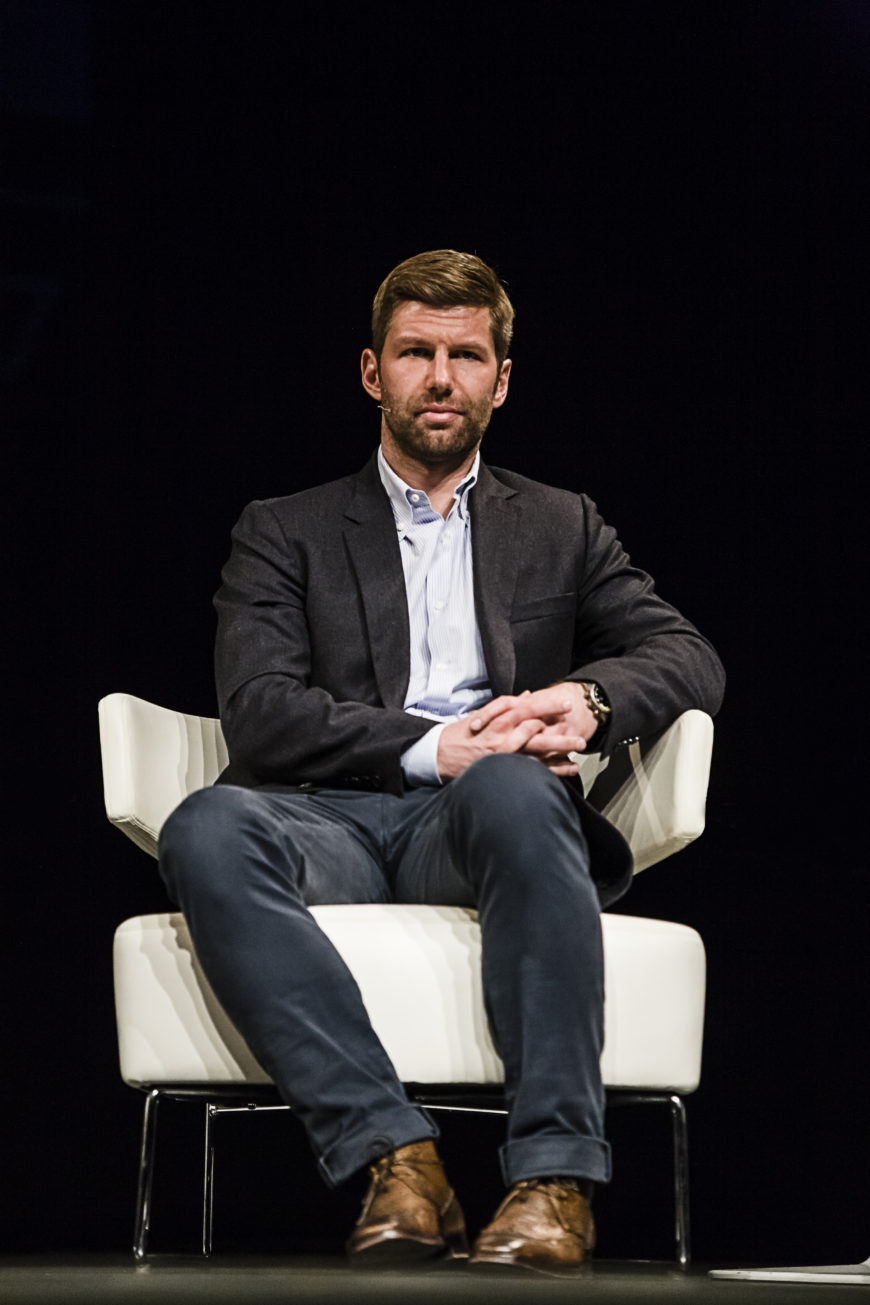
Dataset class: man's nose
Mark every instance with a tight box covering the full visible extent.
[427,347,453,392]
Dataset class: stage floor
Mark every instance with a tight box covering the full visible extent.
[0,1255,859,1304]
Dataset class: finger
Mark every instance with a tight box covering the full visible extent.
[488,699,574,734]
[522,730,587,756]
[468,695,519,733]
[542,758,581,776]
[507,718,553,751]
[532,692,576,722]
[527,687,577,715]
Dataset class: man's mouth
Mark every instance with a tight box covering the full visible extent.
[418,405,462,419]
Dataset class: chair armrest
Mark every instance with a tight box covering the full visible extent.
[586,710,714,873]
[98,693,228,859]
[99,693,712,874]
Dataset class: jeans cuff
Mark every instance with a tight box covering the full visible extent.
[317,1106,439,1188]
[499,1134,612,1186]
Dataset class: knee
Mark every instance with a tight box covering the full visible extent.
[452,753,566,822]
[446,755,590,889]
[158,785,260,897]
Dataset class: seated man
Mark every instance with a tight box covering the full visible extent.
[159,249,724,1276]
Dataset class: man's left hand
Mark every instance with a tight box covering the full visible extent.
[467,683,600,776]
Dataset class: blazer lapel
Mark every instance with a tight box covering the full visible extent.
[342,457,411,709]
[471,463,522,695]
[342,454,523,706]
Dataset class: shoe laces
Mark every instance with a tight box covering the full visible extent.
[369,1150,444,1202]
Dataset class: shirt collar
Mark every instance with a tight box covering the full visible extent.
[377,445,479,534]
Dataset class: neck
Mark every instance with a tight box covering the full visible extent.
[380,440,478,519]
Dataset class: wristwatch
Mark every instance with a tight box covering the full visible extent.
[579,681,612,743]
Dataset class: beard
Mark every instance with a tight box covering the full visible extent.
[379,384,495,468]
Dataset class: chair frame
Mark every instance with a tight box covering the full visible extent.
[131,1084,691,1267]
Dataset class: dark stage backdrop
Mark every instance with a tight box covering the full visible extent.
[3,0,868,1265]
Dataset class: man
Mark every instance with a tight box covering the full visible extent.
[159,249,724,1276]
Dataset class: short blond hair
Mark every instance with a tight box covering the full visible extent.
[371,250,515,367]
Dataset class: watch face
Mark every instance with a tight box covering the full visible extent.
[591,683,611,715]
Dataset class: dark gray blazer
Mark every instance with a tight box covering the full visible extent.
[213,453,725,906]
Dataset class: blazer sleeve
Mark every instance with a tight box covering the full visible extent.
[213,499,432,794]
[563,495,725,754]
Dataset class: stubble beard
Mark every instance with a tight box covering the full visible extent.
[380,386,495,469]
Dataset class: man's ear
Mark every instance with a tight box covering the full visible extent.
[361,348,382,401]
[492,358,512,408]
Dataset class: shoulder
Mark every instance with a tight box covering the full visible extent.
[482,463,598,520]
[248,475,353,519]
[232,459,382,537]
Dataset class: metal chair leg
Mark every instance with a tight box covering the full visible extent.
[202,1104,216,1257]
[133,1089,161,1262]
[606,1091,692,1268]
[669,1094,691,1269]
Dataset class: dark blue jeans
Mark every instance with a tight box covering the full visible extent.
[158,753,610,1189]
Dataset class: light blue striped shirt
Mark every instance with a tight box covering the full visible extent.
[377,446,493,786]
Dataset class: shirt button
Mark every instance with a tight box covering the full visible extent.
[433,600,445,610]
[410,493,421,503]
[436,661,449,670]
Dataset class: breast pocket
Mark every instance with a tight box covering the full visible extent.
[510,592,576,625]
[510,592,577,686]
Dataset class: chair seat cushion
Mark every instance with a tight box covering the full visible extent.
[114,905,705,1095]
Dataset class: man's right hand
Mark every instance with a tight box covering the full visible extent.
[436,693,588,782]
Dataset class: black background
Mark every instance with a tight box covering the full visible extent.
[3,0,869,1265]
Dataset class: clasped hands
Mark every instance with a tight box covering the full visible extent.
[436,683,599,782]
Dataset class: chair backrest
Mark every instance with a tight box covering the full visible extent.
[99,693,229,857]
[98,692,713,872]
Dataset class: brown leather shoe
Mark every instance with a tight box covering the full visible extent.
[469,1177,595,1277]
[346,1140,469,1267]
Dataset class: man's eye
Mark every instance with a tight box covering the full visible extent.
[455,351,481,361]
[402,347,429,357]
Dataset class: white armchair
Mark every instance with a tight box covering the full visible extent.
[99,692,713,1264]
